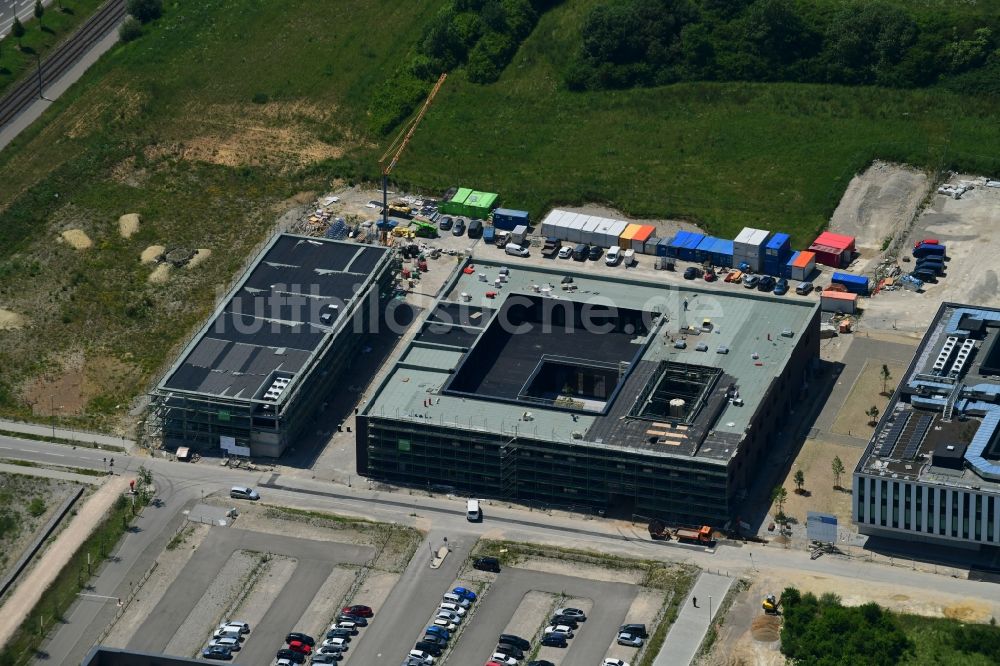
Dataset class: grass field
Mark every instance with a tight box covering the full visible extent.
[0,0,999,427]
[897,614,1000,666]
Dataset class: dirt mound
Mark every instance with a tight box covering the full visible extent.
[943,601,991,622]
[0,309,25,330]
[148,264,171,284]
[751,614,781,642]
[141,245,165,264]
[118,213,141,238]
[186,248,212,269]
[61,229,92,249]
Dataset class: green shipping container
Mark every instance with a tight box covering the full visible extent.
[463,191,498,218]
[440,187,472,216]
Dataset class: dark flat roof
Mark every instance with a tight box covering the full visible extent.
[160,235,389,401]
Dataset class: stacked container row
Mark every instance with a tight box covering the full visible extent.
[539,209,645,248]
[709,238,734,267]
[493,208,529,231]
[785,251,816,281]
[668,231,705,261]
[733,227,770,272]
[763,233,791,276]
[821,290,858,314]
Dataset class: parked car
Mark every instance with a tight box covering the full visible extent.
[317,645,347,656]
[420,634,447,647]
[431,618,457,631]
[742,274,760,289]
[325,629,353,641]
[549,615,579,629]
[774,278,789,295]
[603,660,630,666]
[683,266,699,279]
[544,625,574,638]
[436,610,462,624]
[452,587,477,602]
[617,632,644,647]
[795,281,814,295]
[540,633,568,647]
[275,649,306,664]
[757,275,775,292]
[322,637,350,650]
[208,637,241,652]
[606,245,622,266]
[338,613,368,626]
[619,624,648,638]
[527,661,555,666]
[287,640,311,655]
[468,218,483,238]
[285,633,315,646]
[473,557,500,572]
[310,654,342,664]
[588,245,603,261]
[490,654,518,666]
[496,643,524,659]
[217,620,250,634]
[408,649,435,664]
[229,486,259,500]
[414,640,442,657]
[438,602,466,616]
[497,634,529,650]
[438,216,453,231]
[202,646,233,660]
[572,243,589,261]
[452,219,466,236]
[554,607,587,621]
[425,625,450,640]
[558,245,573,259]
[342,604,373,618]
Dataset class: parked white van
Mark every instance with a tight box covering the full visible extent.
[504,243,529,257]
[605,245,621,266]
[467,499,481,522]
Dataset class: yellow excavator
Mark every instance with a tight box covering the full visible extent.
[762,593,781,615]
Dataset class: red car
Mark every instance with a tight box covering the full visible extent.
[287,641,311,655]
[341,604,373,618]
[914,238,939,248]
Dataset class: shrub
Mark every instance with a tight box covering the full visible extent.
[119,16,143,43]
[127,0,162,24]
[27,497,46,518]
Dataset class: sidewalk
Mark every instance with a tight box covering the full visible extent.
[0,418,133,451]
[0,461,104,484]
[0,476,128,647]
[654,572,734,666]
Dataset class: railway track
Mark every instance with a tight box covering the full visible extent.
[0,0,126,131]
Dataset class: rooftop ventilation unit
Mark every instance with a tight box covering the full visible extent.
[948,338,976,377]
[933,336,958,373]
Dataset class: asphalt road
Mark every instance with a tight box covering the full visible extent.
[346,529,471,665]
[2,436,999,665]
[126,528,371,661]
[447,568,636,665]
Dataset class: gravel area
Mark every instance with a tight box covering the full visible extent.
[534,596,593,666]
[290,566,358,642]
[227,554,297,653]
[162,549,261,657]
[503,590,558,643]
[102,523,210,648]
[516,556,645,585]
[605,588,666,663]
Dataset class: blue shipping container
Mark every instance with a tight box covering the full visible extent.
[784,251,800,279]
[669,231,693,258]
[657,237,672,257]
[709,238,733,267]
[493,208,529,231]
[695,236,717,262]
[832,272,869,294]
[680,233,705,261]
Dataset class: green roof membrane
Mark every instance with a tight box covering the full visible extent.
[465,191,498,210]
[450,187,473,204]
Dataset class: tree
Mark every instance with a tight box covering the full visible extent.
[880,364,892,395]
[34,0,44,28]
[12,16,25,49]
[793,469,805,494]
[832,456,846,489]
[772,485,788,514]
[127,0,163,24]
[119,16,143,43]
[866,405,881,425]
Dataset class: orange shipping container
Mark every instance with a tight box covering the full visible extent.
[619,224,642,246]
[632,225,655,252]
[791,251,815,268]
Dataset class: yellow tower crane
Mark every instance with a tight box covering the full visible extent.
[378,73,447,232]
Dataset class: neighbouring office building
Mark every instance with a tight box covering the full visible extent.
[149,234,394,457]
[82,647,201,666]
[854,303,1000,549]
[358,259,819,526]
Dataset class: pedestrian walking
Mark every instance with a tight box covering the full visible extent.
[693,596,698,608]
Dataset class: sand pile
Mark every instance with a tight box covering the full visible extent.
[0,309,26,330]
[751,615,781,642]
[186,248,212,269]
[141,245,165,264]
[61,229,92,249]
[118,213,141,238]
[148,264,171,284]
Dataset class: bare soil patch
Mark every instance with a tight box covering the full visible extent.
[0,309,25,330]
[0,473,80,584]
[147,264,171,284]
[750,614,781,642]
[185,249,211,269]
[516,555,645,584]
[140,245,165,264]
[118,214,141,239]
[60,229,93,250]
[831,360,906,438]
[777,437,860,532]
[22,353,140,417]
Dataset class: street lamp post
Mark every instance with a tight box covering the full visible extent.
[35,53,43,100]
[709,595,713,622]
[49,394,55,439]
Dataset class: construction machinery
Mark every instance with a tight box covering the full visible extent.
[762,594,781,615]
[648,520,714,544]
[378,73,447,239]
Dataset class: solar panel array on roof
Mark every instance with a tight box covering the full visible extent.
[878,411,911,457]
[902,414,933,459]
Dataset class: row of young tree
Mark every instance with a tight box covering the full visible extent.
[369,0,560,134]
[565,0,1000,93]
